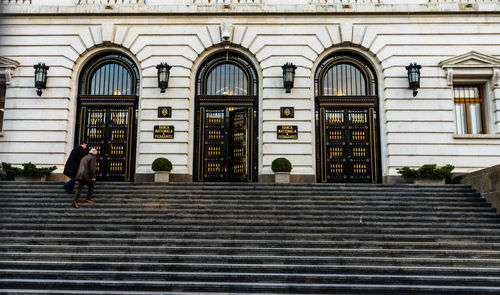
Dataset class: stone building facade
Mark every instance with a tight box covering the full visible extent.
[1,0,500,183]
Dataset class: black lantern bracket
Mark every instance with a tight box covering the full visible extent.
[34,62,49,96]
[156,62,172,93]
[406,62,422,97]
[282,62,297,93]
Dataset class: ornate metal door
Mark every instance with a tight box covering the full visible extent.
[198,108,227,181]
[228,108,253,181]
[319,107,376,183]
[79,106,134,181]
[197,107,254,182]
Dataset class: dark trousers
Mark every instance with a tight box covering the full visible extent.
[74,180,94,202]
[64,177,76,192]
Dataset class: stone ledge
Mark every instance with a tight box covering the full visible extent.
[2,3,499,15]
[259,174,315,183]
[459,164,500,213]
[453,134,500,139]
[135,173,191,182]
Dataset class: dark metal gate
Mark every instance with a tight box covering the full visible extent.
[319,107,377,183]
[196,106,255,182]
[77,104,136,181]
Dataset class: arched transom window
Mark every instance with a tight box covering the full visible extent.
[80,53,139,96]
[315,53,376,97]
[197,52,257,97]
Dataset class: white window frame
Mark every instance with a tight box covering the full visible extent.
[440,51,500,137]
[0,56,20,137]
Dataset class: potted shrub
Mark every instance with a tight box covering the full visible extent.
[271,157,292,183]
[397,164,454,185]
[152,157,172,182]
[2,162,57,182]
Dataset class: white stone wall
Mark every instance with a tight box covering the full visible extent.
[1,2,500,180]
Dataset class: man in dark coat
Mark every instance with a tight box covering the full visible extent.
[63,141,88,193]
[73,148,97,209]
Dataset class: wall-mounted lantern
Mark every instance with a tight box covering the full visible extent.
[281,62,297,93]
[34,62,49,96]
[156,62,171,93]
[406,63,421,97]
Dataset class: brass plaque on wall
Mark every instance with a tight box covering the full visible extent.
[158,107,172,118]
[280,107,294,118]
[277,125,298,140]
[154,125,174,139]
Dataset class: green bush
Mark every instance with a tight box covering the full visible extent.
[151,157,172,172]
[1,162,18,180]
[1,162,56,180]
[397,164,454,181]
[271,158,292,173]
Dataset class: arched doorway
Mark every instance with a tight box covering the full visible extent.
[315,51,381,183]
[194,51,258,182]
[75,52,139,181]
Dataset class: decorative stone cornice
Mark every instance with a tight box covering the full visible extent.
[439,51,500,89]
[1,1,499,15]
[0,56,20,85]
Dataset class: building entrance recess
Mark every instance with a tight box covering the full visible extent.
[315,52,381,183]
[75,52,139,181]
[197,107,255,182]
[194,51,258,182]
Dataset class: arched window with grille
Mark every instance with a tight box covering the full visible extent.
[80,53,139,96]
[197,53,257,97]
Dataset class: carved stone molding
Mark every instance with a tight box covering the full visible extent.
[446,68,453,86]
[494,69,500,89]
[0,56,20,86]
[440,51,500,89]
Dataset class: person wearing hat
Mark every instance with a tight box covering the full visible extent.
[73,148,98,209]
[63,141,88,194]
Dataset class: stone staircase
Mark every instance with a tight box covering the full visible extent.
[0,182,499,294]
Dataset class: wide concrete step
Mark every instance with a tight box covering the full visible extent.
[3,237,500,250]
[1,223,500,235]
[3,211,498,219]
[3,252,500,267]
[2,207,496,216]
[3,260,500,277]
[0,196,487,204]
[3,245,500,259]
[3,214,499,224]
[2,269,500,287]
[1,222,500,232]
[2,279,500,294]
[0,199,491,209]
[2,230,500,242]
[0,182,474,190]
[1,219,498,229]
[0,190,480,199]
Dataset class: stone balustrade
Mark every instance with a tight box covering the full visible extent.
[76,0,146,4]
[0,0,31,4]
[192,0,263,3]
[1,0,497,5]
